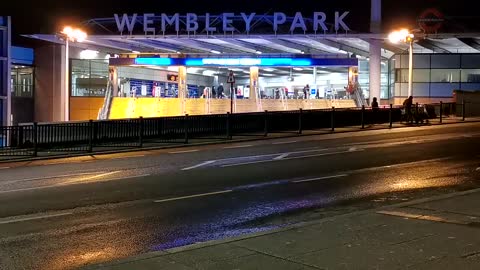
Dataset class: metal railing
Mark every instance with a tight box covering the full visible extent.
[0,102,471,159]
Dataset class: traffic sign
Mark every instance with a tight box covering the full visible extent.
[227,70,235,83]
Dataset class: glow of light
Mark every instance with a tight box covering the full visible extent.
[62,26,87,42]
[255,50,262,55]
[293,67,303,71]
[202,70,217,76]
[79,50,99,59]
[134,58,172,65]
[132,50,141,54]
[389,28,414,44]
[210,50,221,54]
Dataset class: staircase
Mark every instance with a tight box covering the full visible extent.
[97,80,114,120]
[353,83,368,107]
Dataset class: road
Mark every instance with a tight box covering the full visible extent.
[0,123,479,270]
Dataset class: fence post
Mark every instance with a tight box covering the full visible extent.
[439,101,443,123]
[226,112,231,139]
[88,120,94,153]
[264,110,268,137]
[298,108,303,134]
[184,114,189,144]
[415,102,419,124]
[331,107,335,132]
[389,104,393,128]
[138,116,144,148]
[462,99,466,121]
[32,122,38,157]
[361,105,365,129]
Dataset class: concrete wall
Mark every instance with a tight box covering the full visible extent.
[70,97,104,121]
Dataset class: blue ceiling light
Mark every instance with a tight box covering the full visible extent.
[134,58,172,65]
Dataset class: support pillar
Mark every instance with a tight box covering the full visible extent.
[249,67,259,109]
[178,66,187,115]
[313,67,317,98]
[369,0,382,105]
[109,66,118,97]
[0,16,11,126]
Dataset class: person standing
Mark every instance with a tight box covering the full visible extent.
[217,83,224,98]
[371,97,379,124]
[303,84,310,99]
[403,96,413,123]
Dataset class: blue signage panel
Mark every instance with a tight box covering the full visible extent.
[131,57,357,67]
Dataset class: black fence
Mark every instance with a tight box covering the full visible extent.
[0,103,467,158]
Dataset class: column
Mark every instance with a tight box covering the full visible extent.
[0,16,11,126]
[177,66,187,115]
[109,66,118,97]
[369,0,382,104]
[313,67,317,98]
[249,67,259,101]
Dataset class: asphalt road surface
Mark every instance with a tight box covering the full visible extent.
[0,123,480,270]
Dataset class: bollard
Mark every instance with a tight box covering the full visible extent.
[298,108,303,134]
[462,99,466,121]
[361,105,365,129]
[226,112,231,139]
[415,103,419,124]
[138,116,144,147]
[331,107,335,132]
[439,101,443,124]
[33,122,38,157]
[184,114,189,144]
[88,120,94,153]
[389,104,393,128]
[264,110,268,137]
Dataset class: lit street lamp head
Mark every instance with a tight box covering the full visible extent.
[61,26,87,42]
[388,28,414,44]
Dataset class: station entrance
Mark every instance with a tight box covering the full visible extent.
[91,56,363,119]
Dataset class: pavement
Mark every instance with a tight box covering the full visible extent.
[86,188,480,270]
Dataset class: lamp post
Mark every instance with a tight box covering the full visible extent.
[59,26,87,121]
[389,29,415,97]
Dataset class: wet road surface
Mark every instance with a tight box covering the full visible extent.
[0,123,480,269]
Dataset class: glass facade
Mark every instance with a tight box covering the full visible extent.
[71,59,109,97]
[358,59,389,99]
[390,53,480,98]
[11,66,34,97]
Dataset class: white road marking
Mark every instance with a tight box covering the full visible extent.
[168,149,200,154]
[222,150,361,168]
[75,171,121,181]
[154,190,232,203]
[272,140,298,145]
[476,167,480,171]
[347,157,452,174]
[273,153,290,160]
[223,144,253,149]
[0,167,10,170]
[182,161,216,171]
[0,212,72,225]
[348,147,358,152]
[293,174,349,183]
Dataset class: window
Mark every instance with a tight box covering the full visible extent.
[11,66,34,97]
[412,69,430,83]
[430,69,460,83]
[71,59,109,97]
[461,69,480,82]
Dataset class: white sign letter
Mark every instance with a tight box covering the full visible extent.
[289,12,307,32]
[313,12,328,32]
[223,13,235,32]
[143,13,155,33]
[273,12,286,32]
[205,13,217,32]
[186,13,199,32]
[335,11,350,31]
[161,13,180,32]
[114,13,137,33]
[241,12,255,33]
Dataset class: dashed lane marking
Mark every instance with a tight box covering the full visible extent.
[0,212,73,225]
[0,167,10,170]
[293,174,349,183]
[273,153,290,160]
[154,190,233,203]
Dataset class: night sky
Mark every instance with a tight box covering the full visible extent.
[3,0,478,45]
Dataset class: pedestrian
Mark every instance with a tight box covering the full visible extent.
[217,83,224,98]
[303,84,309,99]
[403,96,413,123]
[371,97,379,124]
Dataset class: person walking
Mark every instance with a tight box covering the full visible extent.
[303,84,310,99]
[403,96,413,123]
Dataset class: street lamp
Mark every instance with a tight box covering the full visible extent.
[59,26,87,121]
[388,29,415,97]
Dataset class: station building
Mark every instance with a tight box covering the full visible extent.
[2,1,480,124]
